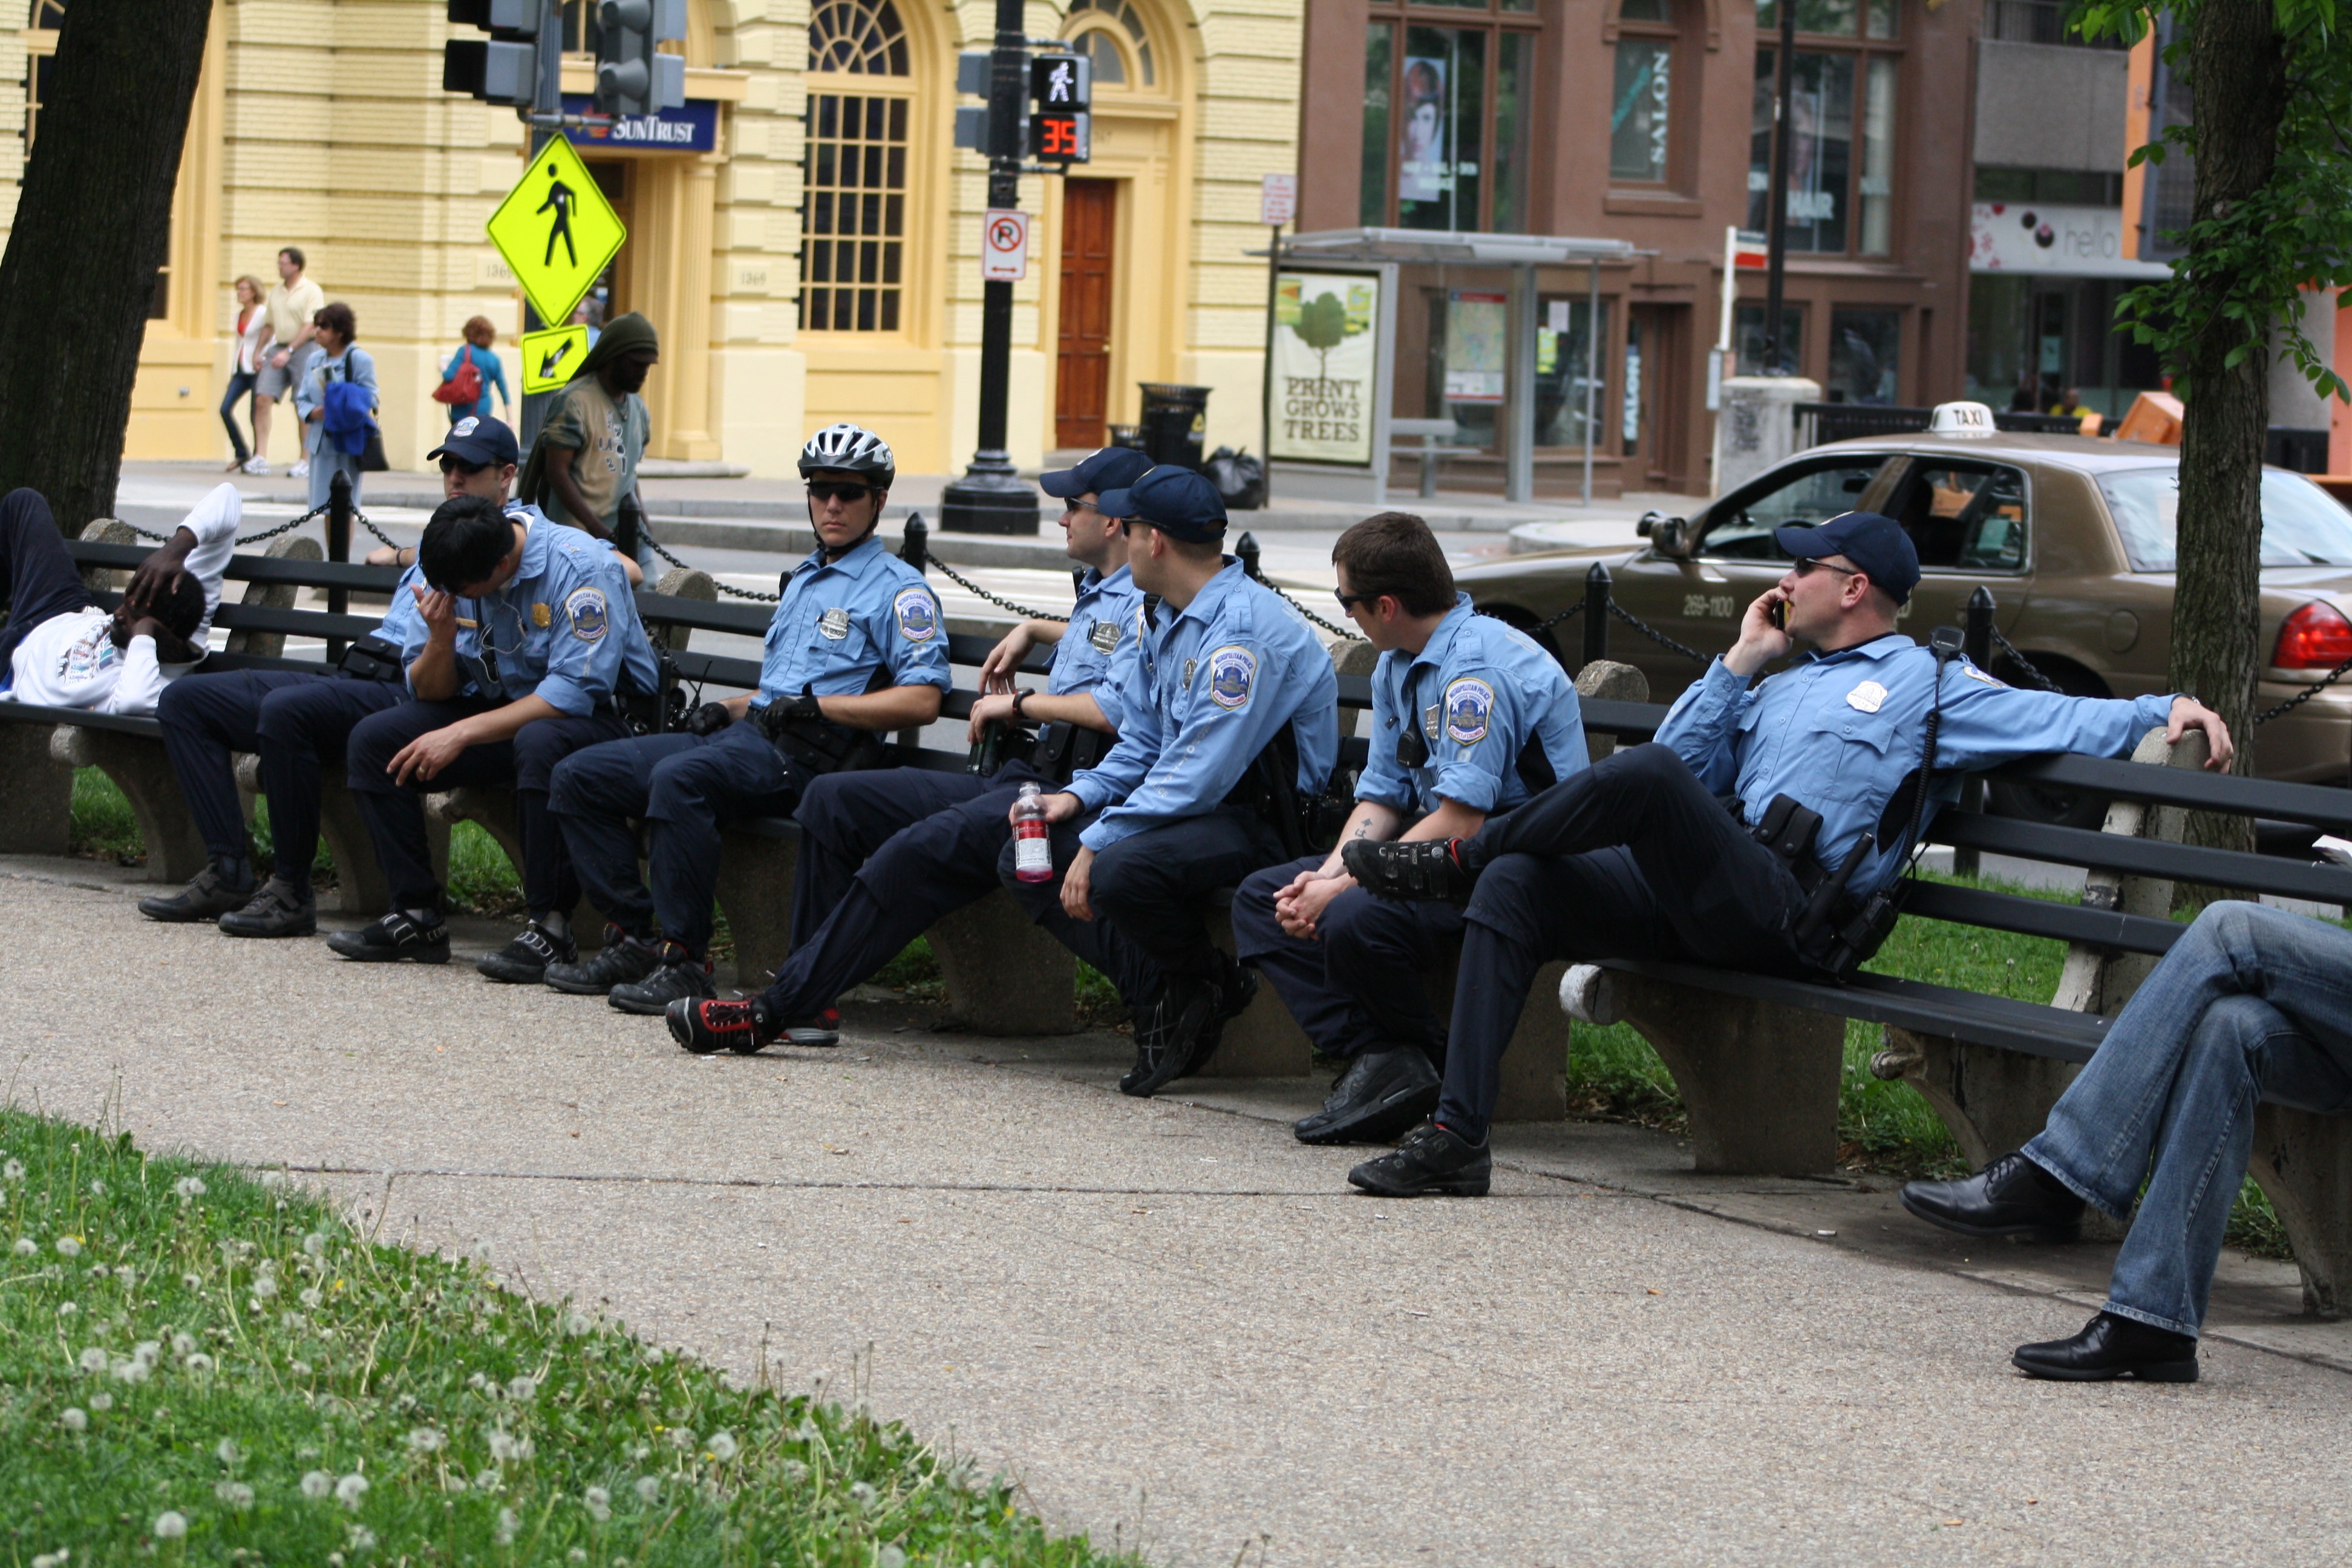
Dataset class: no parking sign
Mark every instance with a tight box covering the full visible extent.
[982,209,1030,283]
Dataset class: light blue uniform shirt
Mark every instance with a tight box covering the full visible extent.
[1659,632,2179,897]
[1067,560,1340,852]
[1046,564,1143,727]
[1356,594,1589,818]
[754,533,951,708]
[377,561,482,699]
[402,514,659,714]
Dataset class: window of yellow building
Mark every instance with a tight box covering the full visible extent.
[1066,0,1155,89]
[802,0,914,334]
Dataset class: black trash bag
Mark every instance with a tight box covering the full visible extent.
[1202,445,1267,511]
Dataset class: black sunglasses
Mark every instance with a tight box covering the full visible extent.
[808,480,876,503]
[1333,589,1377,610]
[1792,558,1859,578]
[438,455,489,476]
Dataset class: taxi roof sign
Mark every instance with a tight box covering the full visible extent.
[1928,400,1998,438]
[486,136,626,329]
[520,323,592,396]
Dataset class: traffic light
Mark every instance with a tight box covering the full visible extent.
[443,0,541,106]
[1028,51,1090,165]
[595,0,687,117]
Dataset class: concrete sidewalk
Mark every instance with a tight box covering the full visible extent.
[9,858,2351,1566]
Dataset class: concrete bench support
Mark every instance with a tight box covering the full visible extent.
[0,725,73,855]
[713,829,795,988]
[51,725,206,883]
[2252,1105,2352,1319]
[932,889,1077,1035]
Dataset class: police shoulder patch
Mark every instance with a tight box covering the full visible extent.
[893,585,940,642]
[1443,676,1495,745]
[1963,662,2005,687]
[1207,644,1256,710]
[563,585,607,642]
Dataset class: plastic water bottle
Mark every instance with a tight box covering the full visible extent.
[1013,782,1054,883]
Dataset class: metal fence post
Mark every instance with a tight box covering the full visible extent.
[1582,561,1610,667]
[327,469,353,664]
[900,511,929,572]
[1951,584,1997,878]
[1237,531,1261,581]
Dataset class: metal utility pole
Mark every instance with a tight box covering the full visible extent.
[1761,0,1795,377]
[519,5,562,449]
[939,0,1041,534]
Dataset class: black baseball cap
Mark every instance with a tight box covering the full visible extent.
[426,416,520,470]
[1774,511,1920,605]
[1040,445,1154,500]
[1096,466,1227,544]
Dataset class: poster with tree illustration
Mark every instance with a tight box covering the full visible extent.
[1269,270,1380,466]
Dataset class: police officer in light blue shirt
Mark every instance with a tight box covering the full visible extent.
[664,444,1160,1056]
[1232,512,1588,1145]
[1341,509,2234,1198]
[547,423,950,1018]
[1001,465,1341,1099]
[333,489,661,979]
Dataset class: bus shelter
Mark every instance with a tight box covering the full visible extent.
[1258,227,1641,506]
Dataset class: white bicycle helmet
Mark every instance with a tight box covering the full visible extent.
[799,422,896,488]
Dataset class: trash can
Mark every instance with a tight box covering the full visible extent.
[1106,423,1147,452]
[1137,384,1211,471]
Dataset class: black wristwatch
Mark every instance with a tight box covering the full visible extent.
[1011,688,1033,720]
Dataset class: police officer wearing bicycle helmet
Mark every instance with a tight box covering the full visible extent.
[544,423,950,1015]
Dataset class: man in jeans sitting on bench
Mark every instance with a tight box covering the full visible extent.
[1901,902,2352,1383]
[1342,511,2232,1198]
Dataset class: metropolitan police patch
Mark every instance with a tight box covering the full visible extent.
[1207,645,1255,710]
[893,586,939,642]
[1088,617,1120,655]
[1444,676,1494,745]
[563,586,607,642]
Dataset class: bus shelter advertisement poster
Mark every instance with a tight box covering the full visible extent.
[1270,271,1380,466]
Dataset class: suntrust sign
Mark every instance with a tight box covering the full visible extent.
[1967,202,2169,278]
[561,96,719,154]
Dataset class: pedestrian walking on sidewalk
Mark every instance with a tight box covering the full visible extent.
[253,246,325,478]
[295,302,377,513]
[221,275,272,472]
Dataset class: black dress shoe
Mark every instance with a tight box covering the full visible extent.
[1900,1151,2085,1242]
[217,876,316,938]
[2014,1312,2198,1382]
[1339,838,1475,904]
[1297,1047,1442,1145]
[138,866,253,924]
[1347,1122,1491,1197]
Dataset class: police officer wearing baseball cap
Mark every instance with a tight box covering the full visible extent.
[1339,509,2233,1198]
[664,443,1158,1054]
[997,464,1341,1098]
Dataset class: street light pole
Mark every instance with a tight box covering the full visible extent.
[1761,0,1795,377]
[520,5,563,450]
[939,0,1040,534]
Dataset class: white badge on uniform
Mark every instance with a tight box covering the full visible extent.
[1088,617,1119,655]
[818,606,851,641]
[1846,679,1888,713]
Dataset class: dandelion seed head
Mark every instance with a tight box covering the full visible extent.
[334,1472,368,1510]
[185,1353,214,1374]
[133,1341,160,1367]
[152,1512,186,1540]
[56,1301,76,1317]
[299,1287,323,1310]
[707,1430,739,1462]
[289,1360,312,1378]
[564,1310,592,1336]
[87,1180,103,1195]
[569,1550,587,1564]
[88,1392,113,1413]
[77,1347,106,1373]
[301,1469,334,1499]
[668,1426,694,1451]
[407,1426,445,1452]
[505,1374,537,1402]
[250,1274,278,1301]
[878,1549,909,1568]
[304,1231,327,1256]
[634,1474,661,1504]
[215,1477,255,1509]
[494,1507,520,1546]
[113,1357,150,1385]
[347,1524,376,1551]
[174,1333,197,1357]
[53,1236,80,1258]
[59,1407,87,1432]
[780,1459,809,1484]
[180,1272,201,1289]
[3,1158,22,1180]
[849,1480,878,1508]
[12,1237,34,1256]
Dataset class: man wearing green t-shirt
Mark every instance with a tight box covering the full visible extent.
[521,311,656,584]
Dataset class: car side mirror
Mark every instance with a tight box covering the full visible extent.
[1644,515,1688,557]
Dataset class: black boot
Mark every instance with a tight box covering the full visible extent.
[1295,1047,1441,1145]
[1900,1151,2086,1243]
[1347,1121,1492,1197]
[2013,1312,2198,1382]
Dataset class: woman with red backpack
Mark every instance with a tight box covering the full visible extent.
[434,316,511,426]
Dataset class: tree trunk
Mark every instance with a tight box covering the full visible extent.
[2169,0,2287,860]
[0,0,213,531]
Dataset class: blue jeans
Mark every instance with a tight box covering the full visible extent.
[220,370,257,463]
[2024,902,2352,1337]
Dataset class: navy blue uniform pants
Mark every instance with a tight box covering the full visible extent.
[1232,852,1465,1062]
[548,721,809,958]
[0,488,90,675]
[347,697,629,915]
[155,668,406,897]
[1001,808,1284,996]
[1437,743,1811,1140]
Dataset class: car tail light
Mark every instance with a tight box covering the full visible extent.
[2272,601,2352,668]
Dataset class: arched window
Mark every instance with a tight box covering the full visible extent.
[1064,0,1154,90]
[1610,0,1676,186]
[802,0,913,332]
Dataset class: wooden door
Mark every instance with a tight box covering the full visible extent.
[1627,303,1690,491]
[1056,179,1117,449]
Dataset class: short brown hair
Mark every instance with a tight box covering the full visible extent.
[463,315,497,347]
[313,301,357,342]
[1332,511,1454,616]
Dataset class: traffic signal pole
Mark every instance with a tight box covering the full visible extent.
[518,5,562,450]
[939,0,1041,535]
[1760,0,1795,377]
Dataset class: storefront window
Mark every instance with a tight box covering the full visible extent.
[802,0,914,334]
[1536,297,1610,449]
[1828,307,1900,402]
[1748,2,1901,257]
[1610,25,1673,184]
[1736,302,1805,375]
[1364,0,1538,232]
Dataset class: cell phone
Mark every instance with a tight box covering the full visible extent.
[1769,599,1787,632]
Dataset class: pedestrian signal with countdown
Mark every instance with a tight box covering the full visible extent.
[1013,783,1054,882]
[1028,51,1091,165]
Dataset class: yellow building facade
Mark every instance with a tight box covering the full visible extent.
[0,0,1299,477]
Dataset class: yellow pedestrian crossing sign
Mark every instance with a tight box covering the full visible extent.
[486,137,624,330]
[520,324,592,396]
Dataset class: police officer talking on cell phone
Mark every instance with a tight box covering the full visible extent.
[1340,510,2234,1198]
[664,443,1154,1054]
[999,465,1340,1099]
[543,423,950,1016]
[1230,512,1590,1146]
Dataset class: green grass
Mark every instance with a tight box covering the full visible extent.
[0,1108,1138,1568]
